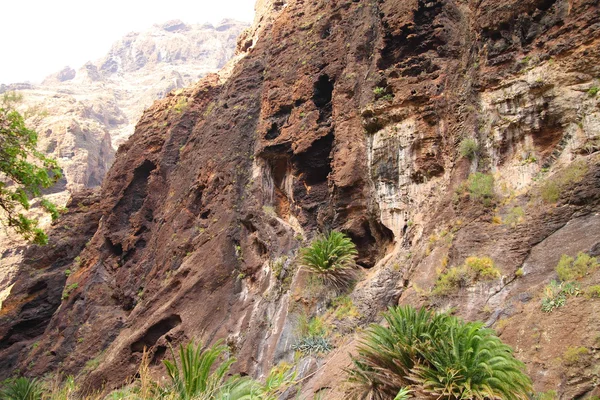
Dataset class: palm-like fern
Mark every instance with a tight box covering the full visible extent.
[163,341,294,400]
[347,306,532,400]
[0,377,43,400]
[163,341,255,400]
[299,231,358,290]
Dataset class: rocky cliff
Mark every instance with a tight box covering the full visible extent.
[1,0,599,398]
[0,20,247,307]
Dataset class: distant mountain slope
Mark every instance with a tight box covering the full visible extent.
[1,19,248,192]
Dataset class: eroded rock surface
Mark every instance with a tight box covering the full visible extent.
[1,1,599,398]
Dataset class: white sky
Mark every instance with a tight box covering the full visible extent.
[0,0,255,84]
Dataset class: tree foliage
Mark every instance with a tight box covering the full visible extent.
[0,92,61,244]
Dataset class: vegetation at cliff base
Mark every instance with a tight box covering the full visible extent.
[299,230,358,290]
[0,92,62,244]
[0,341,295,400]
[347,305,532,400]
[0,377,43,400]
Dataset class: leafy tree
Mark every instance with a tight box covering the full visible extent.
[0,92,62,244]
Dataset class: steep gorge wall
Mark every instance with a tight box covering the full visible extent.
[1,0,599,398]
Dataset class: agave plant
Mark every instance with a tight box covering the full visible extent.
[299,231,358,290]
[0,377,43,400]
[347,306,532,400]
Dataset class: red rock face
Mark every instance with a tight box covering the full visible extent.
[1,0,600,398]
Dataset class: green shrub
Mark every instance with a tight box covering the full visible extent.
[0,377,43,400]
[541,280,580,312]
[468,172,494,199]
[535,390,557,400]
[562,346,588,365]
[163,341,261,399]
[456,172,495,206]
[330,295,360,320]
[431,256,499,297]
[588,86,599,97]
[297,314,328,339]
[294,314,332,355]
[61,283,78,301]
[540,181,560,203]
[504,206,525,227]
[585,285,600,298]
[347,306,532,399]
[539,160,588,203]
[299,231,358,290]
[556,252,599,281]
[459,138,479,160]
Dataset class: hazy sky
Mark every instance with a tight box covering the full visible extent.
[0,0,255,84]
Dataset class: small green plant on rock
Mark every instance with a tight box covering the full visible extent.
[292,336,332,355]
[459,138,479,160]
[585,285,600,298]
[299,231,358,290]
[504,206,525,227]
[293,314,332,355]
[535,390,558,400]
[541,280,580,312]
[588,86,599,97]
[456,172,495,207]
[431,256,500,297]
[556,252,599,281]
[61,283,78,301]
[562,346,588,365]
[539,160,588,203]
[330,295,360,320]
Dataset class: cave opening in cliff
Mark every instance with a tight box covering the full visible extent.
[268,157,291,218]
[130,314,182,353]
[105,237,124,256]
[313,75,333,108]
[345,219,395,269]
[265,122,281,140]
[292,131,334,185]
[313,75,334,124]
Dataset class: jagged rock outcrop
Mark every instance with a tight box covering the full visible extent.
[1,0,600,399]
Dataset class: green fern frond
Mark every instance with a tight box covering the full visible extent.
[347,306,532,400]
[299,231,358,290]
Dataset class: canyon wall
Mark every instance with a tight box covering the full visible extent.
[1,0,599,398]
